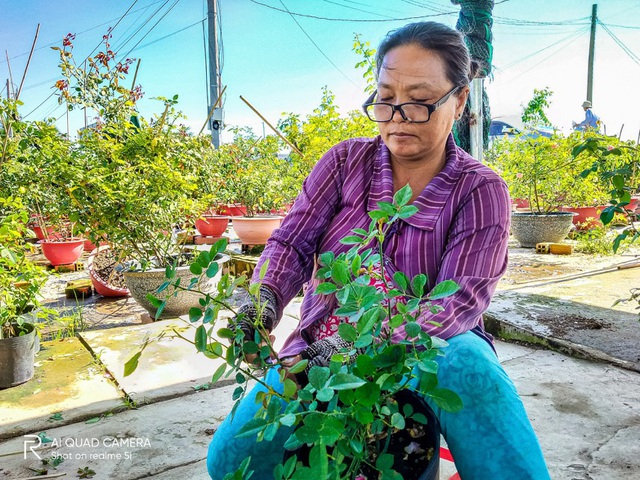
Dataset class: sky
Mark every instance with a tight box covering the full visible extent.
[1,0,640,144]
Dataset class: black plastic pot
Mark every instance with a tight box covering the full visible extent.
[284,388,440,479]
[0,322,39,389]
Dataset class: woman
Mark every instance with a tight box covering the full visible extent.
[208,21,550,479]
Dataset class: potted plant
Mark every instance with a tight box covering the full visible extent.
[487,134,582,247]
[48,32,227,316]
[125,186,462,478]
[0,197,48,388]
[218,128,288,245]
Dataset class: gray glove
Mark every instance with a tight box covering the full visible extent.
[297,334,355,385]
[231,285,279,342]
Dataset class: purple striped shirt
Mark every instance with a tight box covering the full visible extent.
[254,133,510,358]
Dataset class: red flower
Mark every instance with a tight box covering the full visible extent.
[62,33,76,47]
[54,79,68,90]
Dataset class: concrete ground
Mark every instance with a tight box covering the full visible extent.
[1,237,639,479]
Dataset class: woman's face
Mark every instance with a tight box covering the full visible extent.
[376,44,468,163]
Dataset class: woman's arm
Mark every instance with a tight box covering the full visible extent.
[409,179,511,340]
[251,143,346,321]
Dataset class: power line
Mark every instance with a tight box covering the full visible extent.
[130,18,203,53]
[497,27,588,71]
[250,0,453,22]
[604,22,640,31]
[86,0,140,58]
[123,0,181,58]
[321,0,396,19]
[278,0,360,88]
[599,20,640,67]
[112,0,173,57]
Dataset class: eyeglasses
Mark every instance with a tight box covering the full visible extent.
[362,86,460,123]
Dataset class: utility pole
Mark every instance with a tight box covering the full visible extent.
[586,4,597,102]
[207,0,222,147]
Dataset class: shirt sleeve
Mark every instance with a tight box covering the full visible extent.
[416,178,511,340]
[251,143,346,320]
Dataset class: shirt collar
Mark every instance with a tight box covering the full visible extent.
[367,134,463,231]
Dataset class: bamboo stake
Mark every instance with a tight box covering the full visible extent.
[239,95,303,157]
[15,23,40,101]
[199,84,227,136]
[130,58,141,91]
[16,473,66,480]
[5,51,14,98]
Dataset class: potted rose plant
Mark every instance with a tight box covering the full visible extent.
[49,33,226,317]
[219,128,289,245]
[125,185,462,479]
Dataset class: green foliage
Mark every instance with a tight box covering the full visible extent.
[486,132,616,213]
[521,87,553,128]
[353,33,377,95]
[215,127,292,216]
[125,185,460,479]
[0,196,48,339]
[278,88,377,183]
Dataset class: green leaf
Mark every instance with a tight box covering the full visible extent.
[429,387,463,412]
[308,366,331,390]
[146,294,162,308]
[206,262,219,278]
[356,355,374,376]
[217,327,234,339]
[354,332,373,348]
[210,363,226,384]
[259,258,270,280]
[319,251,335,266]
[316,387,335,402]
[236,418,267,438]
[203,307,215,324]
[411,274,427,297]
[393,271,409,291]
[368,210,388,221]
[315,282,337,295]
[390,412,405,429]
[404,322,422,338]
[398,205,419,219]
[351,255,362,276]
[377,201,396,216]
[295,425,320,444]
[190,263,203,275]
[600,207,615,225]
[327,373,366,390]
[280,413,296,427]
[331,261,351,286]
[283,378,298,399]
[189,307,202,322]
[338,323,358,342]
[376,453,394,472]
[165,265,176,279]
[340,235,363,245]
[353,228,368,235]
[612,175,625,190]
[123,351,141,377]
[393,184,413,207]
[195,325,207,352]
[429,280,460,300]
[285,359,308,374]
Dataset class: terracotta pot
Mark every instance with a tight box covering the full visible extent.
[39,238,84,265]
[87,246,129,297]
[628,195,640,211]
[195,215,229,237]
[232,216,283,245]
[561,206,607,230]
[513,198,530,209]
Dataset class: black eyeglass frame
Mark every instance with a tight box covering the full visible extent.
[361,86,461,123]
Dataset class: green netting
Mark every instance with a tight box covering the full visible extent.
[451,0,494,154]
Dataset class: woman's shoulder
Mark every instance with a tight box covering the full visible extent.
[454,144,506,185]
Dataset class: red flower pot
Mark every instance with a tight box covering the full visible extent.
[31,225,62,241]
[513,198,530,209]
[87,246,129,297]
[561,206,607,230]
[217,204,247,217]
[39,238,84,266]
[195,215,230,237]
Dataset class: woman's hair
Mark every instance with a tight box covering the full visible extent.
[375,21,481,87]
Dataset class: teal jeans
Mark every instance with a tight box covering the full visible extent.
[207,331,550,479]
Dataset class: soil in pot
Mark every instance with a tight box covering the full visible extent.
[87,247,129,297]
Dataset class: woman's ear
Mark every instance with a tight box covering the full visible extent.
[456,86,470,116]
